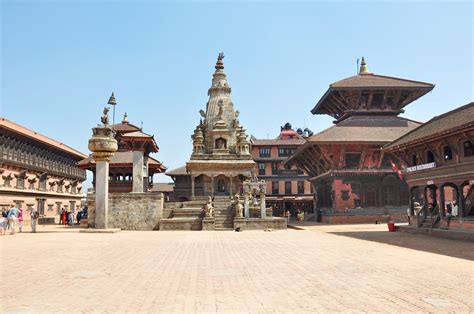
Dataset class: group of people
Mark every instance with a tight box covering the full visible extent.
[59,207,88,226]
[0,204,39,235]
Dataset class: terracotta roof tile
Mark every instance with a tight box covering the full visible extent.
[307,116,421,143]
[166,166,188,176]
[251,138,306,146]
[385,102,474,149]
[0,117,87,159]
[330,74,434,89]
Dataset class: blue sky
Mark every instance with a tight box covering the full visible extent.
[1,1,472,185]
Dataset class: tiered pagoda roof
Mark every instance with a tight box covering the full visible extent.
[311,58,434,122]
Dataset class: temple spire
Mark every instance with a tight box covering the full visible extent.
[359,57,370,75]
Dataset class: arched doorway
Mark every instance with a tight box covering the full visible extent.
[215,175,228,195]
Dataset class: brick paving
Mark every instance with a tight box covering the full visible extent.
[1,224,473,313]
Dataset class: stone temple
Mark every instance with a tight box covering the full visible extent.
[163,53,286,230]
[167,53,255,200]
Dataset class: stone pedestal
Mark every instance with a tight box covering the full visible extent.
[260,194,266,218]
[202,217,215,230]
[244,194,250,218]
[132,150,144,192]
[233,217,246,230]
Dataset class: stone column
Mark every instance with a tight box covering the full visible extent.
[260,193,266,218]
[191,175,195,200]
[211,175,215,195]
[88,126,117,230]
[244,193,249,218]
[95,160,110,229]
[132,150,144,193]
[229,175,233,195]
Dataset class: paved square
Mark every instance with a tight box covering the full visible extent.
[1,225,473,313]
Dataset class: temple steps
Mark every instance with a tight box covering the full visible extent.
[212,196,234,229]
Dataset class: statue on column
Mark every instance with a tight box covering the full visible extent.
[101,107,110,126]
[203,196,214,218]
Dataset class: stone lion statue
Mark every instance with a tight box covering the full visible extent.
[234,194,243,218]
[203,196,214,218]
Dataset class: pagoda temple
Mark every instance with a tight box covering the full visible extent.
[167,53,255,200]
[79,110,166,193]
[286,58,434,223]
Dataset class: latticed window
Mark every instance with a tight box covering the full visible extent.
[259,147,271,157]
[258,163,266,175]
[285,181,292,194]
[297,181,304,194]
[443,146,453,161]
[463,141,473,157]
[272,181,279,194]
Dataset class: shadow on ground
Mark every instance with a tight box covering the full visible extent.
[328,230,474,261]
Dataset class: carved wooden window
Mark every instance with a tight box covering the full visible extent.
[463,141,473,157]
[272,181,279,194]
[345,153,361,169]
[258,162,266,175]
[285,181,292,194]
[426,150,435,163]
[259,147,271,157]
[443,146,453,161]
[297,181,304,194]
[271,162,279,175]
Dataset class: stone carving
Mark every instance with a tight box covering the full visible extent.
[203,196,214,218]
[101,107,110,126]
[233,194,243,217]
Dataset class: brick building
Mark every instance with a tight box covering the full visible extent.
[250,123,313,217]
[286,58,434,223]
[384,102,474,230]
[0,117,87,221]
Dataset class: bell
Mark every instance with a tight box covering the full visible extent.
[107,92,117,105]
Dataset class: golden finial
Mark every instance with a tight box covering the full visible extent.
[359,57,369,74]
[122,112,128,123]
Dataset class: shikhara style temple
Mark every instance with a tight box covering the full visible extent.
[385,102,474,230]
[78,111,166,193]
[167,53,255,200]
[287,58,434,223]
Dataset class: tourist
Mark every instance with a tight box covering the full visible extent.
[7,204,19,235]
[76,210,82,224]
[68,211,74,226]
[30,206,39,233]
[60,208,67,225]
[17,208,23,233]
[452,202,458,217]
[285,210,291,222]
[2,208,8,218]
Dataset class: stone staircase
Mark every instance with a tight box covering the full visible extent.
[212,196,234,230]
[160,199,205,231]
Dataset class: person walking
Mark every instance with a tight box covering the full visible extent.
[30,206,39,233]
[7,204,19,235]
[17,208,24,233]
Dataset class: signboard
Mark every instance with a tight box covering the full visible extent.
[427,180,434,185]
[406,162,436,173]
